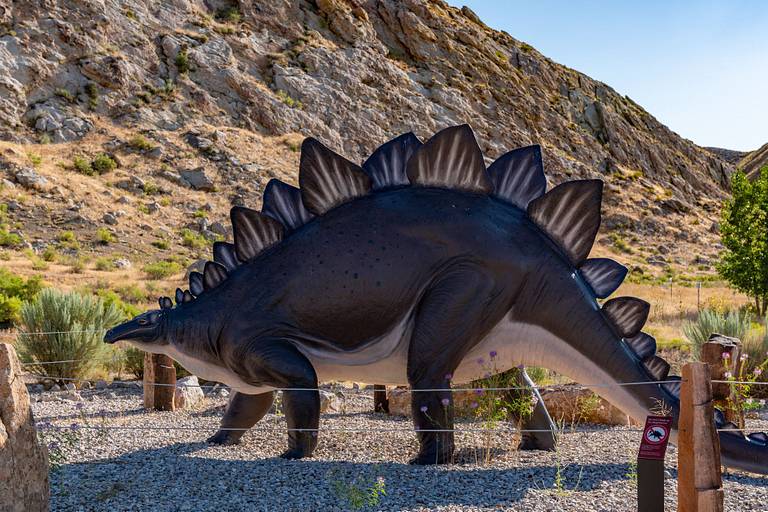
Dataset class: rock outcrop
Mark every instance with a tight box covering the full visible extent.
[0,343,49,512]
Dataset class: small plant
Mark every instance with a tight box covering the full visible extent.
[276,89,303,109]
[17,288,123,381]
[137,204,150,214]
[143,181,160,195]
[124,347,145,378]
[91,153,117,174]
[30,256,48,271]
[27,152,43,168]
[0,267,43,325]
[42,246,58,262]
[175,48,190,74]
[722,351,768,429]
[152,239,170,250]
[94,257,115,271]
[64,255,86,273]
[193,209,208,219]
[0,228,21,247]
[128,134,155,152]
[142,260,182,279]
[180,228,209,249]
[72,155,94,176]
[330,471,386,510]
[85,82,98,109]
[96,227,116,244]
[215,6,242,23]
[57,230,80,251]
[55,88,75,103]
[124,8,136,20]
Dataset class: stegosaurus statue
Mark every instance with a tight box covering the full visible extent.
[105,125,767,473]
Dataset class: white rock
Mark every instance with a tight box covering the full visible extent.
[174,376,204,409]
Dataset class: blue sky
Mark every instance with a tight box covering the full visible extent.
[448,1,767,152]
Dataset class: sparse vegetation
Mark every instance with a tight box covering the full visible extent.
[85,82,98,109]
[72,155,94,175]
[54,87,75,103]
[27,152,43,168]
[180,228,209,249]
[128,134,155,152]
[96,227,116,244]
[175,48,190,74]
[94,257,115,271]
[215,6,242,23]
[276,89,303,109]
[0,268,43,325]
[142,260,182,279]
[91,153,117,174]
[57,230,80,251]
[143,181,161,195]
[152,239,170,250]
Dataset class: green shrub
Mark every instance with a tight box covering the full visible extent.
[94,289,141,319]
[0,268,43,323]
[0,295,23,325]
[143,182,160,195]
[683,308,752,358]
[42,246,58,262]
[180,228,208,249]
[215,6,242,23]
[114,284,149,303]
[175,48,190,74]
[55,88,75,103]
[125,347,145,379]
[72,155,94,175]
[142,260,182,279]
[91,153,117,174]
[96,227,115,244]
[151,239,170,250]
[94,257,115,271]
[128,135,155,152]
[58,230,80,251]
[16,288,124,381]
[27,152,43,168]
[0,228,21,247]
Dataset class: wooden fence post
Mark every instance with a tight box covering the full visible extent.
[143,353,176,411]
[677,362,723,512]
[700,334,744,428]
[373,384,389,413]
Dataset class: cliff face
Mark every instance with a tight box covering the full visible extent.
[0,0,735,278]
[739,143,768,179]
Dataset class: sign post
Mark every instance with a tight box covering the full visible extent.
[637,415,672,512]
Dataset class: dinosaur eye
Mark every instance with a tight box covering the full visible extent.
[137,319,148,326]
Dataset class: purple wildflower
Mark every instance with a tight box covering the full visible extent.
[489,350,498,358]
[724,371,733,379]
[420,405,428,413]
[722,352,730,360]
[470,401,478,409]
[444,373,453,381]
[477,357,485,365]
[740,354,749,361]
[754,368,763,377]
[474,389,484,395]
[441,398,450,407]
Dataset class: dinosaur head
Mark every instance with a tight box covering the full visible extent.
[103,297,173,349]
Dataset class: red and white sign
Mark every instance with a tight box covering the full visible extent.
[638,415,673,461]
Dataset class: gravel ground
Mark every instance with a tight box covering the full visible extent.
[31,387,768,512]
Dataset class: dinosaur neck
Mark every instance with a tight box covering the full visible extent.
[165,301,226,364]
[516,258,678,423]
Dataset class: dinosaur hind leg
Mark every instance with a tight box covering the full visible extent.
[513,367,557,451]
[407,266,498,465]
[207,391,275,446]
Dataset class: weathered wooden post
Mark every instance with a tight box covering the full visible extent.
[0,343,49,512]
[373,384,389,413]
[678,362,723,512]
[143,353,177,411]
[700,334,744,428]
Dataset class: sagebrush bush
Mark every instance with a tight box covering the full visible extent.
[17,288,124,381]
[142,260,182,279]
[682,308,752,358]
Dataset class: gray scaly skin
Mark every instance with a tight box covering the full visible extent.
[105,126,768,472]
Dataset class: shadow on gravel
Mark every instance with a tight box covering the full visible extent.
[50,441,768,511]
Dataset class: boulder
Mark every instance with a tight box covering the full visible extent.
[0,343,49,511]
[539,386,639,426]
[174,376,204,409]
[14,167,49,191]
[387,387,480,418]
[180,167,215,191]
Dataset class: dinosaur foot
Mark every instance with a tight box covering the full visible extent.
[206,430,242,446]
[408,450,453,465]
[280,447,313,460]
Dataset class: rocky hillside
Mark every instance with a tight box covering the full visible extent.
[0,0,737,286]
[739,142,768,179]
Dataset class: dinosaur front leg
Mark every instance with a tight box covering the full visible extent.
[207,391,275,446]
[407,267,498,465]
[233,339,320,460]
